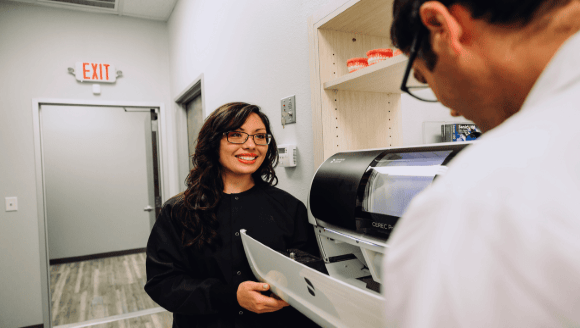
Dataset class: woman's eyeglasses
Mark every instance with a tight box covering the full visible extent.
[223,131,272,145]
[400,29,439,103]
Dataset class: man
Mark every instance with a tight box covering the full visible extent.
[383,0,580,326]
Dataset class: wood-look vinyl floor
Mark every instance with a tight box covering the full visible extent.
[50,252,172,327]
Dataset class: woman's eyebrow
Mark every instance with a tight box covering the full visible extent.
[237,127,267,133]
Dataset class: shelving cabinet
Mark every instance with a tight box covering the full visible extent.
[309,0,415,168]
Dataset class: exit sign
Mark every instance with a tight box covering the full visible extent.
[75,62,117,83]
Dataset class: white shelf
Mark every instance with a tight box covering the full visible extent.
[319,0,393,38]
[323,54,408,93]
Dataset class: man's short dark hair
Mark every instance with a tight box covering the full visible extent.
[391,0,571,70]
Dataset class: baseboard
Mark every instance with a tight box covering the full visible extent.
[21,324,43,328]
[49,247,146,265]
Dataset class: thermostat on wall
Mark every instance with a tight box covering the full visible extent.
[278,144,297,167]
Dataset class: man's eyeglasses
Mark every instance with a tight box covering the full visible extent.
[223,131,272,145]
[400,29,439,102]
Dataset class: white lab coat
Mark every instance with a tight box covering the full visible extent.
[382,31,580,327]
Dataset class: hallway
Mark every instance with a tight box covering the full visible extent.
[50,253,172,327]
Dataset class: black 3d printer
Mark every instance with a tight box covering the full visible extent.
[241,143,470,328]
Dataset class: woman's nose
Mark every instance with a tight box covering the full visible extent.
[243,136,256,148]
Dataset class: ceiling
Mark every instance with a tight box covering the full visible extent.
[5,0,179,21]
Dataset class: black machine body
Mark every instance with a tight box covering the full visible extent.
[309,143,470,240]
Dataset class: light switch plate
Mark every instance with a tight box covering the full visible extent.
[281,95,297,125]
[5,197,17,212]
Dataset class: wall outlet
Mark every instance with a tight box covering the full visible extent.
[5,197,17,212]
[281,95,297,125]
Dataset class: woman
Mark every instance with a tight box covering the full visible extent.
[145,102,319,328]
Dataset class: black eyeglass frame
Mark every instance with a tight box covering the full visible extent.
[223,131,272,145]
[400,29,439,103]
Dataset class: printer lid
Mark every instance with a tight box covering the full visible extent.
[310,143,469,234]
[240,229,384,328]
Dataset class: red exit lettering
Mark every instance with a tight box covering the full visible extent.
[82,62,111,81]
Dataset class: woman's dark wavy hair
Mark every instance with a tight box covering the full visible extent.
[177,102,279,250]
[391,0,571,70]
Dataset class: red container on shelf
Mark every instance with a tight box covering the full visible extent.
[346,57,369,73]
[366,48,393,65]
[393,49,403,56]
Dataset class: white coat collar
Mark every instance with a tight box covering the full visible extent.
[521,30,580,111]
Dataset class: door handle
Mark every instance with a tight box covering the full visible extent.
[144,205,154,212]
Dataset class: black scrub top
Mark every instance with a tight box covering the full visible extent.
[144,184,320,328]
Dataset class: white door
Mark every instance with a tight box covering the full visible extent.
[40,105,159,260]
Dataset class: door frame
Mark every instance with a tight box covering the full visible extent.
[174,73,205,192]
[31,98,173,327]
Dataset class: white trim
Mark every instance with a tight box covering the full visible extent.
[53,307,167,328]
[33,98,164,108]
[32,99,52,327]
[32,98,174,328]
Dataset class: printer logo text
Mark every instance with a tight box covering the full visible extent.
[372,222,393,230]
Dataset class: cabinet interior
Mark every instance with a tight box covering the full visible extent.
[311,0,407,166]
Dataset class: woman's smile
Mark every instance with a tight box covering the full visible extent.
[236,153,258,164]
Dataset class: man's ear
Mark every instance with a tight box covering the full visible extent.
[419,1,463,56]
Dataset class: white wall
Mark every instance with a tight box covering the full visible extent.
[166,0,468,205]
[0,2,172,327]
[401,94,473,146]
[166,0,337,204]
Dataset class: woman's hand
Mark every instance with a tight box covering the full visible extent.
[237,281,289,313]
